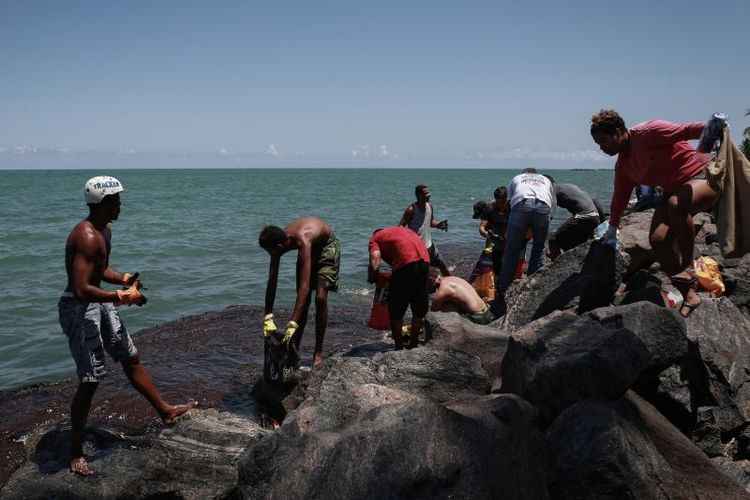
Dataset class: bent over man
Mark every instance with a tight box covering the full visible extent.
[259,217,341,370]
[60,176,196,476]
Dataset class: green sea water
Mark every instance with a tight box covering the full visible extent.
[0,168,614,390]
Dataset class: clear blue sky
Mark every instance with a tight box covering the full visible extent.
[1,1,747,168]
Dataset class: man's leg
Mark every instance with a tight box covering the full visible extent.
[496,207,531,293]
[430,245,451,277]
[666,179,720,315]
[388,268,410,350]
[408,263,429,349]
[122,356,196,424]
[649,204,678,274]
[527,205,551,275]
[70,381,98,476]
[313,285,329,368]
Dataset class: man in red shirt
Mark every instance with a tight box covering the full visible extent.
[591,109,720,317]
[368,226,430,349]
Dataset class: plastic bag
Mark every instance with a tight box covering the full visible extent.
[694,256,725,297]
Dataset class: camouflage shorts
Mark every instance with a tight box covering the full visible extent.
[312,234,341,292]
[58,295,138,383]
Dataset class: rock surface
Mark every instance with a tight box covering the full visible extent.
[237,345,549,500]
[546,390,750,500]
[500,310,651,425]
[1,408,268,500]
[502,240,629,330]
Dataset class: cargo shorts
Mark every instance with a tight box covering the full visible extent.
[58,294,138,383]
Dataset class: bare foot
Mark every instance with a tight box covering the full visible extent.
[70,456,94,476]
[313,353,324,369]
[161,400,198,425]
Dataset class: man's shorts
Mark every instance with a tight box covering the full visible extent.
[550,216,600,252]
[428,244,446,269]
[303,233,341,292]
[388,260,429,321]
[58,295,138,383]
[463,304,496,325]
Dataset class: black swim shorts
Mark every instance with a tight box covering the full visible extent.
[388,260,429,321]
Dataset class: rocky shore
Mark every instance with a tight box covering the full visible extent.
[3,211,750,499]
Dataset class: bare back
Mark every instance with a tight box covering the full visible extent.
[65,220,110,293]
[436,276,486,314]
[285,217,332,251]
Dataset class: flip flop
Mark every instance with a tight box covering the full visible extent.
[671,274,701,318]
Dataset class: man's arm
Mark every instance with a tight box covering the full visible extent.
[289,243,312,324]
[608,167,637,229]
[642,120,705,146]
[71,235,120,303]
[429,203,448,230]
[479,219,490,238]
[264,255,281,315]
[368,247,382,284]
[399,205,414,227]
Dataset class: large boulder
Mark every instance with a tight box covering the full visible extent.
[0,409,268,500]
[425,311,509,391]
[502,241,629,330]
[546,390,750,500]
[237,344,550,500]
[499,311,651,425]
[618,209,656,274]
[682,298,750,455]
[586,302,693,430]
[721,254,750,319]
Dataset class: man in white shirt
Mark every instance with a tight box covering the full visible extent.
[496,168,555,298]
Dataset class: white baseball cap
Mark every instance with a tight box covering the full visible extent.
[84,176,124,204]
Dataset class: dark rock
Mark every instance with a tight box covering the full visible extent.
[425,311,509,391]
[713,457,750,493]
[499,311,651,425]
[0,409,268,500]
[238,381,549,499]
[721,254,750,319]
[502,241,629,330]
[684,298,750,433]
[546,390,750,500]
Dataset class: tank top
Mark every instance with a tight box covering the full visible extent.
[407,202,433,249]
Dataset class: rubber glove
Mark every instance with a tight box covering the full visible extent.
[263,313,278,337]
[122,272,140,286]
[282,321,299,345]
[601,225,619,248]
[116,284,147,306]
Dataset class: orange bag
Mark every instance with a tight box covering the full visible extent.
[694,256,725,297]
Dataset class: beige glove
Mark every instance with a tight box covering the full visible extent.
[115,284,146,306]
[282,321,299,345]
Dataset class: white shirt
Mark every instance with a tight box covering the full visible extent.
[508,173,555,209]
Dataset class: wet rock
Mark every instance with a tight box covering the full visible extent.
[237,346,549,500]
[502,241,629,330]
[546,390,750,500]
[0,408,268,500]
[499,311,650,425]
[425,311,509,391]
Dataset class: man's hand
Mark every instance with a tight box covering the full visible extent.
[122,272,140,287]
[116,283,147,306]
[263,313,278,337]
[437,220,448,231]
[282,321,299,345]
[600,225,619,248]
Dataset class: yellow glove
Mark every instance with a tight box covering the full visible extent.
[282,321,299,345]
[263,314,278,337]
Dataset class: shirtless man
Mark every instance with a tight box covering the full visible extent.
[430,275,497,325]
[259,217,341,369]
[59,176,196,476]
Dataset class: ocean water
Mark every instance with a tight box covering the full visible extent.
[0,168,614,390]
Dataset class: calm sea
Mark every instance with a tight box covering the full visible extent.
[0,168,614,390]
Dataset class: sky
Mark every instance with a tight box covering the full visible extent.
[1,0,747,169]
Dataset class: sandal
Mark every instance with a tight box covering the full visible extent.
[671,274,701,318]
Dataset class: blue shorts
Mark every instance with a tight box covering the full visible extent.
[58,295,138,383]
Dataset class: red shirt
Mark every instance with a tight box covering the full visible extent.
[368,226,429,271]
[609,120,709,227]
